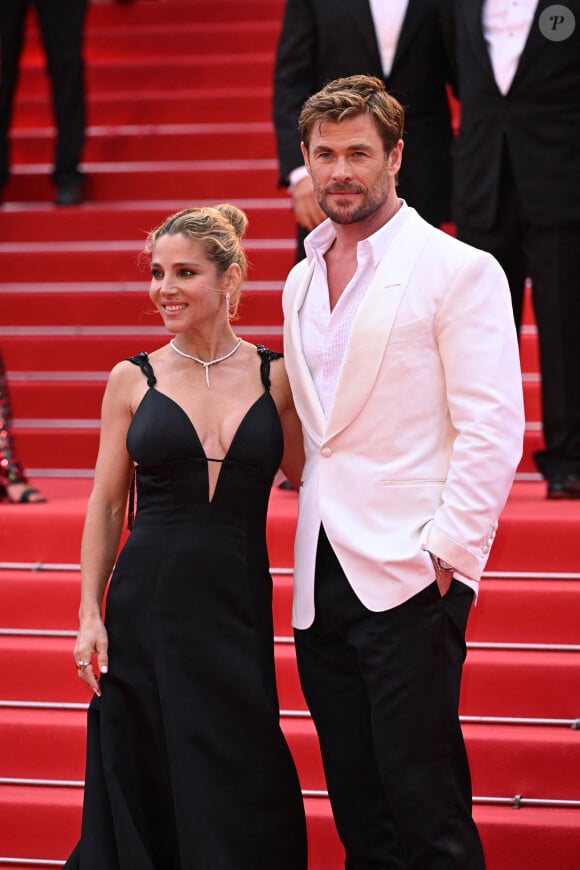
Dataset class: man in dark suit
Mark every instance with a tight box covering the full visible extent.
[0,0,87,205]
[445,0,580,498]
[273,0,455,259]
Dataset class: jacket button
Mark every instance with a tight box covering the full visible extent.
[321,447,333,458]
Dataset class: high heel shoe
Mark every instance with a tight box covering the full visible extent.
[0,482,47,504]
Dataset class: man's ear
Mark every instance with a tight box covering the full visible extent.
[388,139,404,176]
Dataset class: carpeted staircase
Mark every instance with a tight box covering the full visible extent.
[1,1,579,867]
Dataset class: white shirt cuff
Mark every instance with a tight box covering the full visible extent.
[288,165,309,193]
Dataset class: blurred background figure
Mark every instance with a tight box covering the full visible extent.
[0,0,87,205]
[0,348,46,504]
[273,0,455,260]
[444,0,580,499]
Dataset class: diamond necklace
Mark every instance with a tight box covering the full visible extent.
[169,337,242,388]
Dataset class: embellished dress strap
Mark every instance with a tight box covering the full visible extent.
[256,345,282,391]
[125,352,157,531]
[126,351,157,387]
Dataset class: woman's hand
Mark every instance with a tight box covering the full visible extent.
[74,614,109,696]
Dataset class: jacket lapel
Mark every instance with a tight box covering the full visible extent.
[463,0,498,87]
[509,1,550,90]
[347,0,382,67]
[390,0,428,74]
[324,211,432,441]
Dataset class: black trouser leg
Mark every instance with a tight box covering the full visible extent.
[525,221,580,476]
[34,0,87,184]
[0,0,29,187]
[294,527,484,869]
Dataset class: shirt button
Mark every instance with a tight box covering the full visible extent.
[321,447,333,458]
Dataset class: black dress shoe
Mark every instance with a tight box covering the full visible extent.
[54,179,83,205]
[547,473,580,499]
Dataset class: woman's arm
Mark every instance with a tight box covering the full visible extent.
[270,357,305,491]
[74,362,136,694]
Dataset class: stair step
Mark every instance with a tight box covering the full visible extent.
[1,284,283,328]
[271,573,580,646]
[0,332,283,375]
[520,331,539,372]
[0,567,294,633]
[0,236,294,282]
[523,379,541,421]
[0,202,295,242]
[10,379,107,420]
[12,88,274,128]
[0,784,82,860]
[0,421,547,477]
[0,789,347,868]
[2,635,579,716]
[458,647,580,719]
[1,570,82,631]
[475,804,580,870]
[4,161,286,205]
[33,21,281,59]
[20,0,284,34]
[11,123,278,164]
[5,377,541,429]
[19,55,274,95]
[1,708,579,800]
[0,480,297,567]
[465,722,580,801]
[0,784,579,870]
[3,566,580,644]
[84,0,285,27]
[0,708,87,783]
[467,577,580,645]
[1,480,578,571]
[279,642,580,720]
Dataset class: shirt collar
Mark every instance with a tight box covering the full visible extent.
[305,199,410,268]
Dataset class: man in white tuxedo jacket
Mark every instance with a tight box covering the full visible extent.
[282,75,525,867]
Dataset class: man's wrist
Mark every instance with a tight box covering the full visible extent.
[288,165,309,193]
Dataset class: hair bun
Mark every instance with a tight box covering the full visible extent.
[215,203,248,239]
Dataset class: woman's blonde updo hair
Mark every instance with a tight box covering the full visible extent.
[145,203,249,318]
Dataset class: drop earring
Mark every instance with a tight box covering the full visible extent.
[225,291,231,318]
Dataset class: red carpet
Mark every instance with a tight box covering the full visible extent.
[1,1,579,868]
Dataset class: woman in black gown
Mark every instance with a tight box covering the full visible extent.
[65,204,307,869]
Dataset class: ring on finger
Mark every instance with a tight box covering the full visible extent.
[76,660,90,671]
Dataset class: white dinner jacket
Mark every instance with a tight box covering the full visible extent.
[282,209,525,629]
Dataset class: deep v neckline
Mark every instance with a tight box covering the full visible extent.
[146,389,270,503]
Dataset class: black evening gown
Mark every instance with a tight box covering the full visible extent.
[64,347,307,869]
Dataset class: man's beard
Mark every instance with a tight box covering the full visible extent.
[316,180,390,225]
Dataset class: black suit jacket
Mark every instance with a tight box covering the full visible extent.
[273,0,455,226]
[447,0,580,230]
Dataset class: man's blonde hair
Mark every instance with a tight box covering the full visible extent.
[299,74,405,155]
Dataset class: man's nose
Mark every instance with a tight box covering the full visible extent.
[332,157,351,180]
